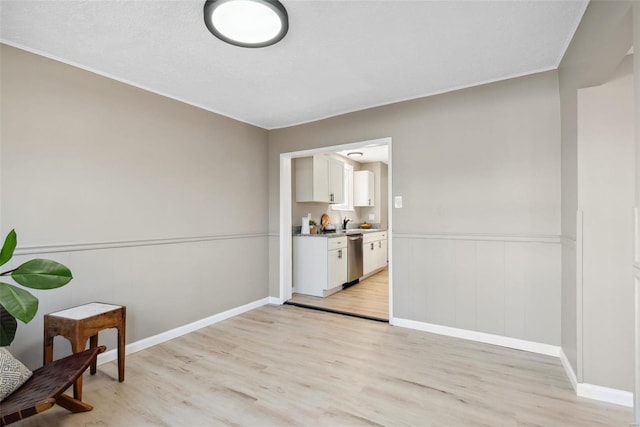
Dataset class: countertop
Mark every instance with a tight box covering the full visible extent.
[294,229,386,237]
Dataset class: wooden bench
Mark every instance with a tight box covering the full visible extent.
[0,346,104,426]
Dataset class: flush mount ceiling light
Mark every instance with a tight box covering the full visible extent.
[203,0,288,48]
[347,152,363,158]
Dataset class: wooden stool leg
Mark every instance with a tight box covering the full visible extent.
[71,340,88,400]
[117,324,125,382]
[43,330,54,365]
[89,335,98,375]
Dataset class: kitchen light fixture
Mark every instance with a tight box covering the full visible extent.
[347,152,363,158]
[203,0,288,48]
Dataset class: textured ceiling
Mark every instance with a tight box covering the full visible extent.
[0,0,587,129]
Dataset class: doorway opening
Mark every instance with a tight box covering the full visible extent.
[279,137,393,322]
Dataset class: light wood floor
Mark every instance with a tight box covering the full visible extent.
[15,305,632,426]
[289,268,389,320]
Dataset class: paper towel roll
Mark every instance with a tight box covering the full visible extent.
[301,216,310,234]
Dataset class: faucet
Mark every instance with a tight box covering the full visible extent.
[342,217,351,230]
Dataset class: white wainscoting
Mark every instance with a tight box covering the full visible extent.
[635,266,640,418]
[9,233,270,369]
[393,233,561,347]
[560,236,580,382]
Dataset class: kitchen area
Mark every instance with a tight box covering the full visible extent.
[288,145,389,321]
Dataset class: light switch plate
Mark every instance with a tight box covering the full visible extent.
[368,214,375,220]
[394,196,403,208]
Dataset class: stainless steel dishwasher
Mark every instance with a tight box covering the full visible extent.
[347,233,363,284]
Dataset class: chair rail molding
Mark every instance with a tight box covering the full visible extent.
[13,232,270,255]
[393,232,560,244]
[560,235,577,248]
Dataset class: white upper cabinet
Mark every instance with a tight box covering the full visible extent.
[353,170,374,207]
[328,157,344,204]
[296,155,344,204]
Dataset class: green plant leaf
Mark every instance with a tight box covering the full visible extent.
[0,229,17,268]
[0,305,18,346]
[0,282,38,323]
[11,259,73,289]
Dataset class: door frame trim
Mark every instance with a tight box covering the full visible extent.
[279,137,393,319]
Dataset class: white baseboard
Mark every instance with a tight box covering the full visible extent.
[559,348,633,407]
[390,317,561,357]
[268,296,284,305]
[577,383,634,408]
[559,348,578,392]
[97,297,270,366]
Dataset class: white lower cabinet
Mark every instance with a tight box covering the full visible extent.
[328,245,347,290]
[293,236,348,297]
[377,238,387,270]
[363,231,387,276]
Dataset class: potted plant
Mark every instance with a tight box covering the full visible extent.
[0,229,73,346]
[309,220,318,234]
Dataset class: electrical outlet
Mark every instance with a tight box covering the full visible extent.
[368,214,375,221]
[394,196,403,209]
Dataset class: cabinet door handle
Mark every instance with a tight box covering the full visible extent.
[370,243,374,250]
[330,193,334,202]
[368,199,371,205]
[338,249,342,259]
[379,241,382,249]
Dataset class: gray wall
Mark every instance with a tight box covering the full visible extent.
[269,71,562,346]
[1,44,270,368]
[558,0,634,381]
[578,56,634,391]
[633,3,640,422]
